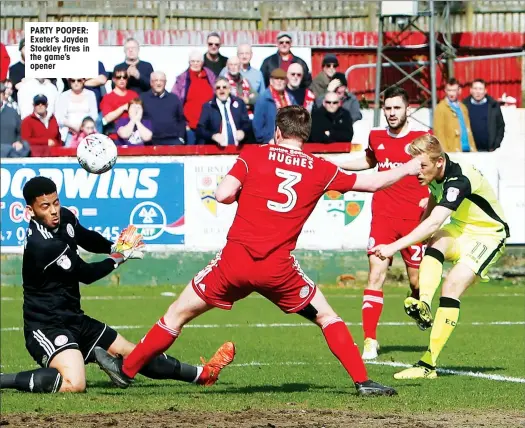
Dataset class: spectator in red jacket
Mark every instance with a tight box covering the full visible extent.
[172,50,215,145]
[21,94,61,157]
[0,42,10,81]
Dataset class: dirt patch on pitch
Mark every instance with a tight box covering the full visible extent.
[2,409,523,428]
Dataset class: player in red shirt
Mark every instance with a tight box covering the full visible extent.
[337,86,430,360]
[94,106,421,396]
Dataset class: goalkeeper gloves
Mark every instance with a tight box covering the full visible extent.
[109,225,145,267]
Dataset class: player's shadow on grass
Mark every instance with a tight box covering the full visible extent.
[210,383,337,394]
[92,382,341,394]
[437,366,506,376]
[376,345,427,354]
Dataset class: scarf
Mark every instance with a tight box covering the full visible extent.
[226,73,251,100]
[303,88,316,112]
[270,86,292,110]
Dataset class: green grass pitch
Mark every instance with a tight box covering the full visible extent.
[1,280,524,426]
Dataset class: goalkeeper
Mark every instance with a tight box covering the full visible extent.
[0,176,235,393]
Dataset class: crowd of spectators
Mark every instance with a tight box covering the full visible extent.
[0,33,508,158]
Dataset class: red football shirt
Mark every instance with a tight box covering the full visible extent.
[365,125,430,220]
[100,89,139,139]
[227,144,357,259]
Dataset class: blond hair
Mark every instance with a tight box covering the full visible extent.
[408,134,444,162]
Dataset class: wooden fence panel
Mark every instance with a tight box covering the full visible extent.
[1,1,524,33]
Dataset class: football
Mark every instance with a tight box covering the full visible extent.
[76,133,118,174]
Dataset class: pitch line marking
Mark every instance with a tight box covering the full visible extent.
[2,320,524,332]
[2,293,524,302]
[1,360,523,383]
[230,361,525,384]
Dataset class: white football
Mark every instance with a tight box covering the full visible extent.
[77,133,118,174]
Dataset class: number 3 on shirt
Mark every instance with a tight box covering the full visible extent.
[267,168,302,213]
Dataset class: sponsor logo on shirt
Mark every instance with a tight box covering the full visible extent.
[377,158,403,169]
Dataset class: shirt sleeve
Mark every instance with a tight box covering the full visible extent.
[364,133,374,159]
[98,61,106,76]
[324,162,357,193]
[227,149,252,184]
[438,175,472,211]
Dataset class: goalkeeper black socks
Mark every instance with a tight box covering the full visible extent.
[0,368,62,393]
[140,353,199,383]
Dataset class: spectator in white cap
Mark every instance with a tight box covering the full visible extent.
[310,54,340,99]
[204,32,228,77]
[260,31,311,88]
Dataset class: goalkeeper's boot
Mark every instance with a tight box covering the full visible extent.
[355,380,397,396]
[362,338,380,360]
[394,362,437,380]
[404,297,433,331]
[197,341,236,386]
[94,347,134,389]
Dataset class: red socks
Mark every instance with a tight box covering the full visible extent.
[322,317,368,383]
[362,289,384,340]
[122,317,179,378]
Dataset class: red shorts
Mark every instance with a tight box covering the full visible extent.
[367,215,427,268]
[192,241,316,313]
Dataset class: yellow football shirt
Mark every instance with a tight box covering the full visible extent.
[429,154,509,239]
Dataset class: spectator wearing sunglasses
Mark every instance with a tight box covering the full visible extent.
[286,63,315,112]
[310,54,340,99]
[20,94,61,156]
[197,78,251,146]
[55,78,97,146]
[114,38,153,94]
[314,74,362,126]
[18,78,58,120]
[310,92,353,143]
[260,32,311,89]
[100,65,139,141]
[203,32,228,77]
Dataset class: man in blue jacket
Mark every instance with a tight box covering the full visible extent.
[197,77,251,146]
[141,72,186,145]
[252,68,297,144]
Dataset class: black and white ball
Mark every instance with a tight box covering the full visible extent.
[77,133,118,174]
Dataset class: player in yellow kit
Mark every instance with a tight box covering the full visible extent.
[372,134,509,379]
